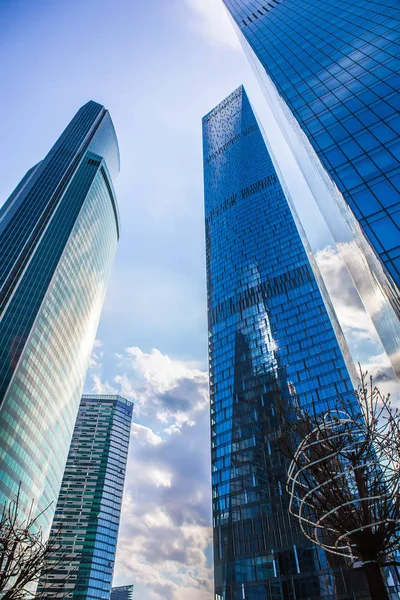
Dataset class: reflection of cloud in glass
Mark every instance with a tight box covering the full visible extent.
[234,31,400,381]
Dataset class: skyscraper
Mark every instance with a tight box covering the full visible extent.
[37,394,133,598]
[222,0,400,377]
[0,101,120,536]
[111,584,135,600]
[203,86,369,599]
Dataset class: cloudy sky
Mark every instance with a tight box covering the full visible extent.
[1,1,398,599]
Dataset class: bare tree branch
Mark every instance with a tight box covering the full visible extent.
[0,484,72,599]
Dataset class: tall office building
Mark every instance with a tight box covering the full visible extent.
[203,86,371,599]
[111,584,134,600]
[0,101,120,536]
[222,0,400,377]
[37,394,133,598]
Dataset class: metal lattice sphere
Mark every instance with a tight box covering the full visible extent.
[285,388,400,565]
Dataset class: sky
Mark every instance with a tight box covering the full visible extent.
[1,1,399,599]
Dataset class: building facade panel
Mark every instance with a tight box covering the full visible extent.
[223,0,400,287]
[203,87,367,599]
[38,395,133,599]
[111,584,134,600]
[0,102,120,536]
[222,0,400,376]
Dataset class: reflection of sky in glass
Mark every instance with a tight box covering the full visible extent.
[204,87,362,600]
[223,0,400,380]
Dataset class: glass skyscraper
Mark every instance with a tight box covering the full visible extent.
[38,394,133,599]
[0,101,120,536]
[203,86,371,599]
[222,0,400,377]
[111,584,134,600]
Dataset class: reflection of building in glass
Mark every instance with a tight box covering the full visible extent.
[38,395,133,598]
[111,584,135,600]
[203,86,368,599]
[222,0,400,378]
[0,101,120,537]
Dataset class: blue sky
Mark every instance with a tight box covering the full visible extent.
[1,1,398,599]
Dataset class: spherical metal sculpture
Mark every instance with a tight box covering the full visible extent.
[280,370,400,599]
[287,410,368,559]
[285,384,400,561]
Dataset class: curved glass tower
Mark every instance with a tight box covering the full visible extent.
[222,0,400,378]
[0,101,120,536]
[204,87,370,599]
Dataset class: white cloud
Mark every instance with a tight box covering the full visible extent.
[362,352,400,402]
[94,347,209,433]
[315,246,379,346]
[91,348,213,600]
[91,373,118,395]
[115,412,213,600]
[315,246,400,399]
[89,338,104,368]
[131,422,163,447]
[183,0,240,49]
[125,346,206,395]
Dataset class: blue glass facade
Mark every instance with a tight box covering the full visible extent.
[222,0,400,375]
[203,87,368,599]
[223,0,400,286]
[0,102,120,536]
[37,395,133,599]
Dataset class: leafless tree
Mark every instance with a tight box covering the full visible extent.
[275,366,400,600]
[0,485,68,599]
